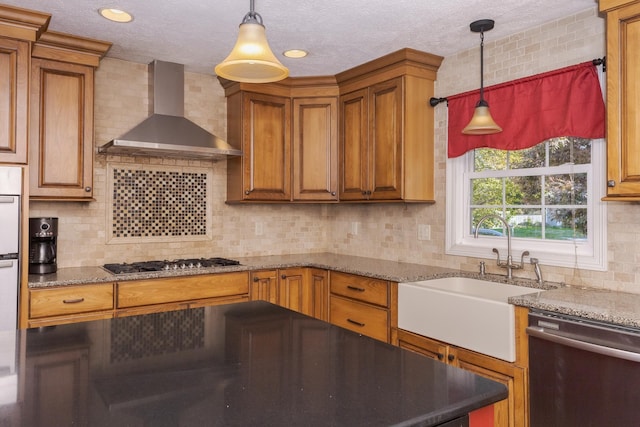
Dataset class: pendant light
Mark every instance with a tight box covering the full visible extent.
[462,19,502,135]
[215,0,289,83]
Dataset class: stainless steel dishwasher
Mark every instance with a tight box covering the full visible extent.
[527,309,640,426]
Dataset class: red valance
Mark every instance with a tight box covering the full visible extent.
[446,61,605,158]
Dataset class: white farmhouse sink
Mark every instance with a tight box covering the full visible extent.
[398,277,541,362]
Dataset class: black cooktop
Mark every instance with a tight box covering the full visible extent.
[103,257,240,274]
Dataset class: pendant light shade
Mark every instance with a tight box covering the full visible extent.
[215,0,289,83]
[462,19,502,135]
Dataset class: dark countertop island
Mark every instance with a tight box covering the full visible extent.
[0,301,506,426]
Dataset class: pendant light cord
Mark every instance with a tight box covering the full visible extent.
[478,30,486,106]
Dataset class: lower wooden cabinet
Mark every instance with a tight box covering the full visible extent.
[28,283,114,327]
[328,271,393,343]
[250,268,329,321]
[395,328,526,427]
[27,272,250,326]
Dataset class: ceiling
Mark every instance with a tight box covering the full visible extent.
[8,0,598,77]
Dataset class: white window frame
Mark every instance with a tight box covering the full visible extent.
[445,138,607,271]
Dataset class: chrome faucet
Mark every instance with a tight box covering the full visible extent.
[473,214,528,279]
[531,257,543,284]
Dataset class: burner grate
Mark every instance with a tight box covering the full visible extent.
[103,257,240,274]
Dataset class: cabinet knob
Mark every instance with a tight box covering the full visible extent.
[281,274,286,279]
[85,186,92,192]
[331,192,336,196]
[437,353,444,361]
[607,180,616,188]
[245,190,251,195]
[253,277,260,282]
[447,354,455,362]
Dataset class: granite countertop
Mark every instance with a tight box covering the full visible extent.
[28,252,640,330]
[2,301,507,426]
[510,286,640,329]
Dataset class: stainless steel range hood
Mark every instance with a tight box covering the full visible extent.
[98,60,241,159]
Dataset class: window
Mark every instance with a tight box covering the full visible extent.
[446,137,607,271]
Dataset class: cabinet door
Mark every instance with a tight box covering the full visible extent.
[0,37,28,164]
[241,92,291,201]
[278,267,307,314]
[292,97,338,201]
[396,328,449,363]
[29,58,94,199]
[368,77,403,200]
[309,268,329,321]
[603,1,640,198]
[339,88,369,200]
[452,347,523,427]
[250,270,278,304]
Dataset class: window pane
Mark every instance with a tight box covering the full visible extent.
[549,137,591,166]
[545,208,587,239]
[544,173,587,205]
[474,149,506,172]
[510,145,545,169]
[510,208,543,239]
[508,176,541,204]
[471,178,502,205]
[470,209,506,236]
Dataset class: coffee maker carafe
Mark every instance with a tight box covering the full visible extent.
[28,217,58,274]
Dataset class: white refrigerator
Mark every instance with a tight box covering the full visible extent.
[0,167,21,331]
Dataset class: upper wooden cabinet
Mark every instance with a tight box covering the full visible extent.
[337,49,443,202]
[222,76,339,203]
[221,49,442,204]
[0,37,29,164]
[0,6,50,165]
[600,0,640,200]
[29,31,111,200]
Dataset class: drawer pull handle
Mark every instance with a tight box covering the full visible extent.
[62,298,85,304]
[347,285,365,292]
[347,318,365,327]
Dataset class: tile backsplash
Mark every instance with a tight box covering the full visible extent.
[107,163,211,242]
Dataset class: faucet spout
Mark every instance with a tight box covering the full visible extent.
[474,214,527,279]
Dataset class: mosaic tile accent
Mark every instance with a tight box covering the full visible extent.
[109,165,211,240]
[110,309,205,363]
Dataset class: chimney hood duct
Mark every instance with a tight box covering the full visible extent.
[98,60,241,159]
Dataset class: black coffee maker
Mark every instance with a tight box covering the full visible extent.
[28,217,58,274]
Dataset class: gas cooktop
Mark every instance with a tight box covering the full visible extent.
[103,257,241,275]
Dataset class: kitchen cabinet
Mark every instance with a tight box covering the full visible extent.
[227,91,292,201]
[328,271,395,343]
[336,48,443,202]
[28,283,115,328]
[251,267,329,321]
[0,5,50,165]
[600,0,640,200]
[394,306,530,427]
[0,37,29,164]
[116,271,250,316]
[222,77,339,203]
[28,31,111,201]
[292,96,338,201]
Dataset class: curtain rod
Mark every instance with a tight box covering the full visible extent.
[430,56,606,107]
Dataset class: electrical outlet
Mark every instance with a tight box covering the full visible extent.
[418,224,431,241]
[350,222,360,235]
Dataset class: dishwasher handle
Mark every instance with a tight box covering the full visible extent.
[527,326,640,363]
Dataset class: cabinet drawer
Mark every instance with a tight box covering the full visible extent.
[117,272,249,308]
[330,296,389,342]
[30,284,114,318]
[330,271,389,307]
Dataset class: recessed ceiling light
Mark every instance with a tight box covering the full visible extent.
[283,49,308,59]
[98,8,134,23]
